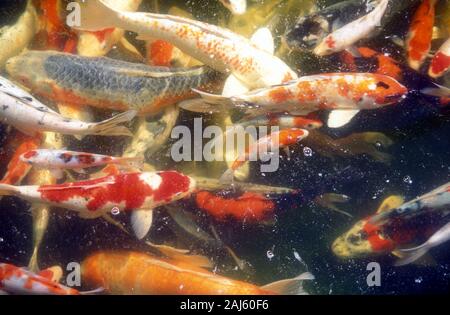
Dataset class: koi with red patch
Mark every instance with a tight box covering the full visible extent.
[6,50,221,116]
[189,73,407,128]
[0,171,196,239]
[20,149,143,178]
[81,251,314,295]
[406,0,437,71]
[220,128,309,183]
[0,263,80,295]
[428,38,450,78]
[74,0,297,90]
[195,191,275,222]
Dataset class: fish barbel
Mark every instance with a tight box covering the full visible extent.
[74,0,297,89]
[6,50,221,116]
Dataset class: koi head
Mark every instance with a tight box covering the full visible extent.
[278,128,309,146]
[352,74,408,108]
[332,217,395,258]
[6,51,50,92]
[294,113,324,130]
[284,14,330,51]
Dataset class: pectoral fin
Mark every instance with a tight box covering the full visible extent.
[131,209,153,240]
[250,27,275,55]
[222,74,249,97]
[327,110,360,128]
[261,272,315,295]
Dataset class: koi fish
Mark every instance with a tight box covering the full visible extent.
[20,149,144,179]
[74,0,298,90]
[405,0,437,70]
[0,171,196,239]
[0,263,80,295]
[6,50,221,116]
[195,191,275,221]
[333,182,450,259]
[0,0,37,68]
[238,113,323,130]
[285,0,419,54]
[219,0,247,15]
[428,38,450,78]
[220,128,309,184]
[82,251,314,295]
[313,0,389,56]
[395,221,450,266]
[185,73,408,128]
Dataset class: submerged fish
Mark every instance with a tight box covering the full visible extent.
[333,182,450,259]
[0,171,196,239]
[428,38,450,78]
[74,0,297,90]
[219,0,247,15]
[313,0,389,56]
[0,263,80,295]
[20,149,143,179]
[0,0,37,68]
[185,73,408,128]
[221,128,309,184]
[0,76,136,138]
[405,0,437,70]
[82,251,314,295]
[6,51,220,116]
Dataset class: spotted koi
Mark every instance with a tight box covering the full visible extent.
[428,38,450,78]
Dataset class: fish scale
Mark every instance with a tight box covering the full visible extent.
[7,51,221,116]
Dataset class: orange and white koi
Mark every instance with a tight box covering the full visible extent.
[314,0,389,56]
[219,0,247,15]
[0,263,80,295]
[220,128,309,183]
[0,171,196,239]
[188,73,408,128]
[239,113,323,130]
[428,38,450,78]
[82,251,314,295]
[20,149,144,179]
[75,0,297,90]
[406,0,437,70]
[0,76,136,138]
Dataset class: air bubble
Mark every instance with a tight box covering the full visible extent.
[266,250,274,260]
[403,176,413,184]
[111,207,120,215]
[303,146,313,157]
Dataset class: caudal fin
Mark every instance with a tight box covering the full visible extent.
[90,110,137,137]
[395,245,429,267]
[261,272,315,295]
[75,0,122,32]
[0,183,18,196]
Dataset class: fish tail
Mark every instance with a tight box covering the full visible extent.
[90,110,137,137]
[75,0,122,32]
[179,89,235,113]
[0,183,19,196]
[115,156,145,170]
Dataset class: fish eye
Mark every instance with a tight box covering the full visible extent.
[376,81,390,89]
[347,234,360,244]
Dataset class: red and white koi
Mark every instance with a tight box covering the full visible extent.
[221,128,309,183]
[74,0,297,90]
[0,171,196,239]
[20,149,144,179]
[219,0,247,15]
[188,73,408,128]
[428,38,450,78]
[0,76,136,138]
[314,0,389,56]
[405,0,437,71]
[0,263,79,295]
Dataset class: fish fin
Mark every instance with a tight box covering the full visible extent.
[421,84,450,98]
[194,89,235,107]
[49,169,64,180]
[38,266,63,283]
[166,206,216,242]
[327,110,360,128]
[75,0,122,32]
[390,35,405,48]
[376,195,404,214]
[222,74,249,97]
[219,168,235,185]
[283,146,291,159]
[394,246,429,267]
[73,134,84,141]
[90,110,137,137]
[250,27,275,55]
[80,287,104,295]
[131,208,153,240]
[102,214,130,235]
[146,241,213,268]
[0,183,18,196]
[261,272,315,295]
[331,18,344,32]
[178,98,224,113]
[115,157,145,171]
[345,46,362,58]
